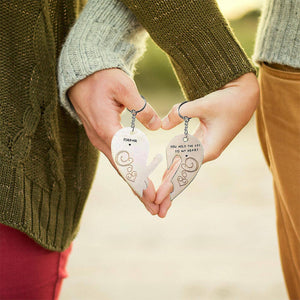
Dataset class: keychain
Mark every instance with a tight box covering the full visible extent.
[166,101,204,200]
[111,97,163,197]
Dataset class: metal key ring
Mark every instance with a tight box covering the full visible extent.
[127,95,147,115]
[178,101,191,121]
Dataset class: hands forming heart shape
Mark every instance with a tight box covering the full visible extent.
[68,68,259,218]
[111,125,204,201]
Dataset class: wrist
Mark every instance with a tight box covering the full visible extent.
[57,0,148,124]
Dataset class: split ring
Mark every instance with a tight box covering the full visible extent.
[178,101,191,120]
[127,95,147,115]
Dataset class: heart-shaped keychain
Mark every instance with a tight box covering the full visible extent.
[166,101,204,200]
[111,97,162,197]
[111,98,204,201]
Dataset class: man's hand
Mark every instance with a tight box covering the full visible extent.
[68,68,161,215]
[155,72,260,218]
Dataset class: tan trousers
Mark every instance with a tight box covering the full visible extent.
[256,63,300,300]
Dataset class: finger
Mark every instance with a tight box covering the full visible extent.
[161,97,210,130]
[161,156,181,182]
[136,102,161,131]
[121,82,161,130]
[158,197,172,218]
[122,176,159,215]
[141,179,159,215]
[155,156,181,204]
[161,103,182,130]
[161,168,170,182]
[155,180,173,205]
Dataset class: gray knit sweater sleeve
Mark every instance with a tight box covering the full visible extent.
[58,0,148,124]
[253,0,300,68]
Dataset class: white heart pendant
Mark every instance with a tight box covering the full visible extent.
[166,134,204,200]
[111,127,162,197]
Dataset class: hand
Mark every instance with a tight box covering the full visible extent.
[68,68,161,215]
[155,72,260,218]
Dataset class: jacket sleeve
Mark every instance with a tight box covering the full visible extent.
[57,0,148,124]
[119,0,256,101]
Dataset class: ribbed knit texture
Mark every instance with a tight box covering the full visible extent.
[0,0,148,252]
[119,0,256,101]
[253,0,300,68]
[58,0,148,124]
[0,0,100,251]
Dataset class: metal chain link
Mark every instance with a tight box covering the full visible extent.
[183,116,190,141]
[130,110,137,132]
[178,101,191,142]
[127,96,147,133]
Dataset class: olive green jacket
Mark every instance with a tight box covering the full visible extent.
[0,0,98,251]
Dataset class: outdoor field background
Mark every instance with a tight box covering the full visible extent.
[61,2,288,299]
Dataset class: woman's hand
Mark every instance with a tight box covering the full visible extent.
[68,68,161,215]
[155,72,260,218]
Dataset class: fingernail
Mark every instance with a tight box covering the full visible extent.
[149,115,160,130]
[154,196,162,205]
[158,211,166,218]
[161,117,169,129]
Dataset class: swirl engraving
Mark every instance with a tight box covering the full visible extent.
[115,151,137,182]
[181,157,199,172]
[126,171,137,182]
[177,157,199,186]
[115,151,133,166]
[177,171,188,186]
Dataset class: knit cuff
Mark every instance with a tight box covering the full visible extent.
[169,22,257,101]
[253,0,300,68]
[119,0,256,101]
[57,0,148,124]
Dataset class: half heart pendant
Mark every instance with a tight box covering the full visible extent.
[166,102,204,200]
[111,97,162,198]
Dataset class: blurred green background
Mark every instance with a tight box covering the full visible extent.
[134,10,260,116]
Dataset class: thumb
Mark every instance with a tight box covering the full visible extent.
[161,99,206,130]
[122,82,161,131]
[136,99,161,131]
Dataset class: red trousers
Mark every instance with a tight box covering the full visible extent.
[0,224,72,300]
